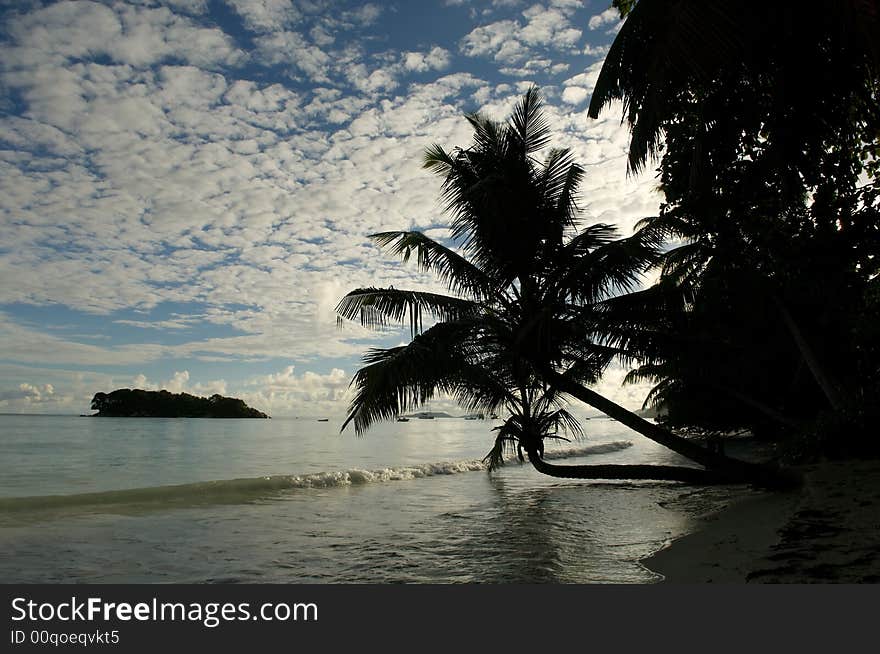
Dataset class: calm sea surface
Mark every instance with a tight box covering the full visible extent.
[0,414,745,583]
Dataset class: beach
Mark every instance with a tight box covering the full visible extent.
[644,459,880,583]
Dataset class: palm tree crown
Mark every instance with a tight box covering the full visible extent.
[337,87,659,470]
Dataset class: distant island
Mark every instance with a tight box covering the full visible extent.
[87,389,269,418]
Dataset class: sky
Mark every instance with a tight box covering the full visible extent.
[0,0,663,418]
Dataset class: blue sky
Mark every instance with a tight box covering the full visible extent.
[0,0,662,417]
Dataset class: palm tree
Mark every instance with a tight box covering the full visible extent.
[623,208,852,429]
[588,1,879,444]
[337,88,793,486]
[588,0,879,174]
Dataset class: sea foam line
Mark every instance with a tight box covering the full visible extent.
[0,441,632,512]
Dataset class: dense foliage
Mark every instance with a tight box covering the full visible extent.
[90,389,269,418]
[591,0,880,457]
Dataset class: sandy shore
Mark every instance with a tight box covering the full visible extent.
[643,459,880,583]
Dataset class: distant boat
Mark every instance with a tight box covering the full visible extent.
[396,417,409,422]
[417,415,435,419]
[317,418,329,422]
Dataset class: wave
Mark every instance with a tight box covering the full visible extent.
[0,441,632,516]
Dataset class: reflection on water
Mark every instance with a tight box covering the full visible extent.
[0,415,736,583]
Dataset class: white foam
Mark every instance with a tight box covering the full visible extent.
[281,440,633,488]
[0,440,634,513]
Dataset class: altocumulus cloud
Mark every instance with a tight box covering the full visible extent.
[0,0,660,416]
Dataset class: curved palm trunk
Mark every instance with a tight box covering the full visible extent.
[526,450,728,484]
[541,368,801,489]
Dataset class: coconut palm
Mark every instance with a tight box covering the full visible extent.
[337,88,792,486]
[588,1,879,452]
[588,0,880,174]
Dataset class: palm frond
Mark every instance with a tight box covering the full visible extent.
[556,160,584,227]
[342,322,472,434]
[555,231,660,303]
[642,377,677,410]
[588,0,751,172]
[341,318,521,435]
[336,287,478,337]
[368,231,498,301]
[483,430,520,471]
[508,86,552,155]
[465,112,507,158]
[422,143,456,176]
[536,148,582,229]
[623,363,667,387]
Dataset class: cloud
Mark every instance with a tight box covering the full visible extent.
[460,19,519,59]
[0,0,663,418]
[254,30,333,82]
[242,364,352,416]
[459,3,582,67]
[561,85,589,105]
[4,1,242,70]
[403,47,452,73]
[224,0,301,33]
[0,314,166,366]
[342,3,383,26]
[0,382,54,402]
[588,8,619,30]
[561,59,604,99]
[164,370,190,393]
[129,369,227,396]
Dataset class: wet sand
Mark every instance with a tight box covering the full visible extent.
[643,459,880,583]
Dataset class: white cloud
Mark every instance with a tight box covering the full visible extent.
[561,85,588,104]
[4,1,242,70]
[519,4,582,47]
[224,0,300,33]
[129,370,228,397]
[164,370,190,393]
[344,3,383,25]
[561,59,604,98]
[459,3,582,66]
[583,43,610,58]
[243,364,352,416]
[0,0,664,418]
[403,47,452,73]
[460,20,519,60]
[588,7,620,31]
[0,382,54,403]
[254,31,332,82]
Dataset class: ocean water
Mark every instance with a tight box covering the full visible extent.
[0,414,742,583]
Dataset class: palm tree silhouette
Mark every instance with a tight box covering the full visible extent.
[588,1,879,174]
[337,88,793,486]
[588,1,879,438]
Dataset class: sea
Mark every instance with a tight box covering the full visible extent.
[0,414,748,583]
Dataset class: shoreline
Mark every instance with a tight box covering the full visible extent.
[642,459,880,583]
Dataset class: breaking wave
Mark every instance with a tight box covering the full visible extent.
[0,441,632,515]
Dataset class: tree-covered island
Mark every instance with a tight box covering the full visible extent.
[88,389,269,418]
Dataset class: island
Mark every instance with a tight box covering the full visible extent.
[87,389,270,418]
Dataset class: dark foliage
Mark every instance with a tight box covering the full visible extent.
[591,1,880,458]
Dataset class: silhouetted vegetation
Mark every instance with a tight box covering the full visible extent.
[591,1,880,460]
[89,389,269,418]
[338,89,793,487]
